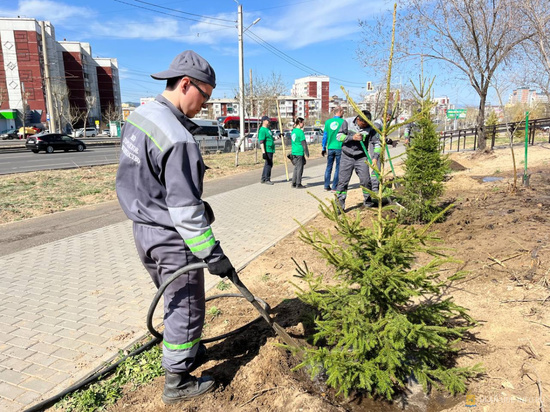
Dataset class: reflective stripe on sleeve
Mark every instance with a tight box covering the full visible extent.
[184,228,216,253]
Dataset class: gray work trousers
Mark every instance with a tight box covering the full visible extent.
[291,155,305,186]
[133,223,205,374]
[336,154,379,208]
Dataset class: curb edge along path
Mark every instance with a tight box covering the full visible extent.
[0,162,336,412]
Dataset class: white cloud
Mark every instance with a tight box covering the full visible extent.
[0,0,94,22]
[87,13,236,47]
[249,0,388,49]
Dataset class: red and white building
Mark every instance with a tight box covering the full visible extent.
[0,17,120,132]
[508,87,549,105]
[291,75,330,116]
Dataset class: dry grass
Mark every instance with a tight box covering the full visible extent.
[0,143,324,225]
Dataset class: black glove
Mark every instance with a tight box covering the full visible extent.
[262,153,268,160]
[207,256,235,278]
[321,150,326,157]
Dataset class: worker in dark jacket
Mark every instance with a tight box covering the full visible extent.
[116,50,234,404]
[335,110,381,211]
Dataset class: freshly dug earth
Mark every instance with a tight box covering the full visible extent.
[109,144,550,412]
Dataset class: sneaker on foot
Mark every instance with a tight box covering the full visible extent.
[296,184,307,189]
[264,181,274,185]
[324,187,331,192]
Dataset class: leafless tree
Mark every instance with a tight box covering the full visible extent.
[0,85,6,109]
[359,0,536,152]
[102,102,122,126]
[236,71,288,119]
[521,0,550,105]
[83,94,96,129]
[50,82,69,133]
[67,105,85,135]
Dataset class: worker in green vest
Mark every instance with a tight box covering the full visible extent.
[322,106,345,192]
[259,115,275,185]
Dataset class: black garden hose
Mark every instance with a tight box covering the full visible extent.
[25,263,269,412]
[147,262,270,342]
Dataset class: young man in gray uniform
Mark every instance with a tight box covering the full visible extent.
[335,110,381,211]
[116,50,235,404]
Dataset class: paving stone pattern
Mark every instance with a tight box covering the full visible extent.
[0,162,355,411]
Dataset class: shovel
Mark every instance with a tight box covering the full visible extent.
[147,262,302,351]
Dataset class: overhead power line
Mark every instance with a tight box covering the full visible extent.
[245,30,364,87]
[113,0,235,28]
[132,0,236,23]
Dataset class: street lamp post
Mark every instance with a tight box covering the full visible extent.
[238,5,245,150]
[237,4,260,152]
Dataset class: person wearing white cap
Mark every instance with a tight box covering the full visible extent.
[116,50,234,404]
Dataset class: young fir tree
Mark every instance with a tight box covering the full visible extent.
[293,5,480,399]
[398,99,450,224]
[485,110,498,128]
[294,200,481,399]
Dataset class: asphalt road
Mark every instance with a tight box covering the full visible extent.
[0,145,120,174]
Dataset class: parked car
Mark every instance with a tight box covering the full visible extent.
[75,127,97,137]
[25,133,86,153]
[304,131,322,144]
[226,129,240,141]
[102,129,111,137]
[18,126,40,139]
[0,129,18,140]
[246,132,258,149]
[304,126,323,135]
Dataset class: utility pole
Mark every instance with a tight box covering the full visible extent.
[236,5,260,154]
[249,69,253,117]
[40,21,56,133]
[21,82,26,140]
[238,4,245,152]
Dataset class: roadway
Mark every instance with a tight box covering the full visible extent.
[0,145,120,175]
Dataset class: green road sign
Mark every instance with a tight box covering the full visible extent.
[446,109,467,119]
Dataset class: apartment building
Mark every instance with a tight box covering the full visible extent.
[0,17,120,132]
[277,95,321,125]
[291,75,330,114]
[508,87,549,105]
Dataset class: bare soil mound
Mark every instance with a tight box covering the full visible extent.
[109,144,550,412]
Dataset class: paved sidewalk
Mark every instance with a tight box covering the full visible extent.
[0,161,353,411]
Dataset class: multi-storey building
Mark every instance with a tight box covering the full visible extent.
[291,75,330,115]
[508,87,549,105]
[277,95,321,126]
[0,17,120,132]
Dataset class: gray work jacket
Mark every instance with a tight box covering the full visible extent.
[116,94,224,261]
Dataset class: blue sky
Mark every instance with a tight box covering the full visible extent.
[1,0,483,106]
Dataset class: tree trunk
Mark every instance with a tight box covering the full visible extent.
[476,92,488,152]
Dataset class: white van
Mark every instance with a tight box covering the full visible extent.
[75,127,97,137]
[193,119,232,153]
